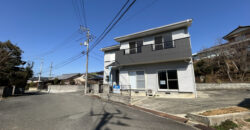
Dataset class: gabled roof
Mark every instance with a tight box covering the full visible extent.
[56,73,81,80]
[114,19,192,42]
[223,26,250,40]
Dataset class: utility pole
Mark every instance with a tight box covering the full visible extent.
[84,29,90,95]
[80,25,94,95]
[49,62,53,78]
[38,59,43,88]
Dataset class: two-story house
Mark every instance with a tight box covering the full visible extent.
[101,19,196,98]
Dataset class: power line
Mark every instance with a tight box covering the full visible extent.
[72,0,84,25]
[79,0,88,27]
[89,0,136,52]
[30,29,80,59]
[120,0,158,25]
[89,0,129,51]
[72,0,88,27]
[41,52,83,74]
[90,54,103,61]
[40,0,136,76]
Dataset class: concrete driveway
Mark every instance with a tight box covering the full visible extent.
[0,92,195,130]
[133,89,250,116]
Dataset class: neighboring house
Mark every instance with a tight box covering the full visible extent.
[28,77,50,83]
[55,73,81,85]
[101,19,196,97]
[74,71,104,85]
[193,26,250,64]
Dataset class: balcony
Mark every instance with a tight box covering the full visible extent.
[115,37,192,66]
[124,47,142,54]
[152,41,175,51]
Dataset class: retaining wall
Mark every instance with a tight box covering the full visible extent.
[99,93,131,104]
[196,83,250,90]
[48,85,84,93]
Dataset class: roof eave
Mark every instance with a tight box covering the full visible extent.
[101,45,120,52]
[114,19,192,42]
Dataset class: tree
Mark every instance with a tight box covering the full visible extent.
[214,38,249,82]
[53,78,60,85]
[194,38,250,83]
[0,40,33,92]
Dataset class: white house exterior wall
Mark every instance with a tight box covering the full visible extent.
[103,51,116,84]
[119,61,195,93]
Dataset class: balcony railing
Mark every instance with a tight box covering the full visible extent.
[123,41,175,55]
[152,41,175,51]
[124,47,142,54]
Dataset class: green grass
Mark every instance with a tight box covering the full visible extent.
[245,118,250,122]
[213,120,238,130]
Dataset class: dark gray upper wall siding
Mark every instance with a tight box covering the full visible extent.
[115,37,192,66]
[119,27,188,43]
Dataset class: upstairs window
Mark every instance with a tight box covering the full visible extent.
[125,40,143,54]
[154,36,163,50]
[153,33,174,51]
[164,33,174,48]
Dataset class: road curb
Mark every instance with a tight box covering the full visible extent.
[129,104,188,123]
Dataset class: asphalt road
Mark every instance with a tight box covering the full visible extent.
[0,92,195,130]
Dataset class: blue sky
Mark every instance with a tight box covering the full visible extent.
[0,0,249,77]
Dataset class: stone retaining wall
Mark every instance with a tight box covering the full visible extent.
[48,85,84,93]
[196,83,250,90]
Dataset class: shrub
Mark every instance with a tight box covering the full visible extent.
[69,80,75,85]
[213,120,238,130]
[53,78,60,85]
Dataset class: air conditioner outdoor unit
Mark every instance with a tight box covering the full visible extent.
[146,89,154,96]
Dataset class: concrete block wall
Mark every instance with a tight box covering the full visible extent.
[196,83,250,90]
[90,84,99,94]
[48,85,84,93]
[102,84,110,94]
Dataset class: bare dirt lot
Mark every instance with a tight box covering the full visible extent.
[200,106,249,116]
